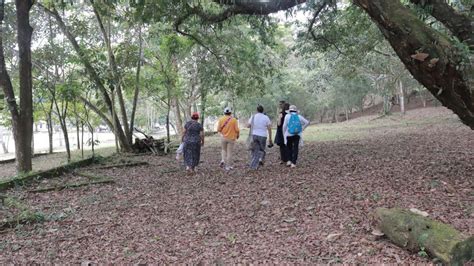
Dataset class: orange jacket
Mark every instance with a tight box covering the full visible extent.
[217,115,240,140]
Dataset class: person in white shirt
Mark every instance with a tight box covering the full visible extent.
[247,105,273,170]
[282,105,310,168]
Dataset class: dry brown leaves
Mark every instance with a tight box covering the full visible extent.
[0,108,472,264]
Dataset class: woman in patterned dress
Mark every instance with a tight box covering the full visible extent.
[182,112,204,172]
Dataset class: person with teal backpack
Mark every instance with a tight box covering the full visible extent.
[282,105,310,168]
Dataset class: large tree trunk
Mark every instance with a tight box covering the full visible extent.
[374,208,473,265]
[0,0,34,172]
[15,0,34,172]
[353,0,474,129]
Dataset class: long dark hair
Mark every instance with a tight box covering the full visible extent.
[282,103,290,113]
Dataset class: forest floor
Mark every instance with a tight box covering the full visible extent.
[0,107,473,264]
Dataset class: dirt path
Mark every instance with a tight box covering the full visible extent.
[0,111,473,263]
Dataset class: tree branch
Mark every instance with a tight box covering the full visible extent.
[90,0,131,142]
[0,0,19,120]
[410,0,474,50]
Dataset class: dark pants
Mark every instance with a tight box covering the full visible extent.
[286,135,300,164]
[280,144,289,162]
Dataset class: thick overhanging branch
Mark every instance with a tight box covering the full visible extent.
[354,0,474,129]
[212,0,307,15]
[410,0,474,50]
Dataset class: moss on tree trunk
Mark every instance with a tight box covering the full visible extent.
[374,208,473,265]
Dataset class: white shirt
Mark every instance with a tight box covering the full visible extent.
[248,113,271,137]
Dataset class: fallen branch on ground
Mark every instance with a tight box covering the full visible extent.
[93,161,148,169]
[374,207,473,264]
[74,171,113,180]
[0,157,99,191]
[28,179,115,193]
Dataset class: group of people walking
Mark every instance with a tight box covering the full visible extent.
[179,101,309,173]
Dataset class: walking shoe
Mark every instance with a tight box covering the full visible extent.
[225,166,234,171]
[287,161,292,167]
[290,163,296,168]
[259,159,264,166]
[219,161,225,168]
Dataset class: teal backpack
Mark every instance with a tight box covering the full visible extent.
[288,113,302,135]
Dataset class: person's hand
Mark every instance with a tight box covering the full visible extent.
[201,140,205,146]
[236,134,240,140]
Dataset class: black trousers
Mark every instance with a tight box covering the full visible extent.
[279,144,289,162]
[286,135,300,164]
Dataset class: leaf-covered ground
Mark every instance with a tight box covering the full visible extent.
[1,107,473,263]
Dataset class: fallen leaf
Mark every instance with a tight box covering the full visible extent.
[326,233,342,241]
[371,229,385,236]
[409,208,429,217]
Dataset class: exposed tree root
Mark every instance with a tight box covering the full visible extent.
[28,179,115,193]
[374,208,473,264]
[93,161,148,169]
[0,157,99,191]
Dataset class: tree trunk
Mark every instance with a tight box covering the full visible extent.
[0,0,35,173]
[0,130,7,153]
[111,89,119,153]
[199,87,208,126]
[420,89,428,108]
[399,79,405,114]
[171,95,184,136]
[75,116,80,150]
[166,86,171,144]
[61,122,71,161]
[55,101,71,162]
[382,95,391,115]
[81,122,84,158]
[129,24,142,145]
[91,1,131,146]
[46,111,53,154]
[353,0,474,129]
[91,129,95,156]
[374,208,473,265]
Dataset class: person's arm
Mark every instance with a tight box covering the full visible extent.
[182,128,187,143]
[300,115,310,130]
[282,115,289,134]
[247,116,252,128]
[234,119,240,139]
[267,118,273,145]
[267,125,273,145]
